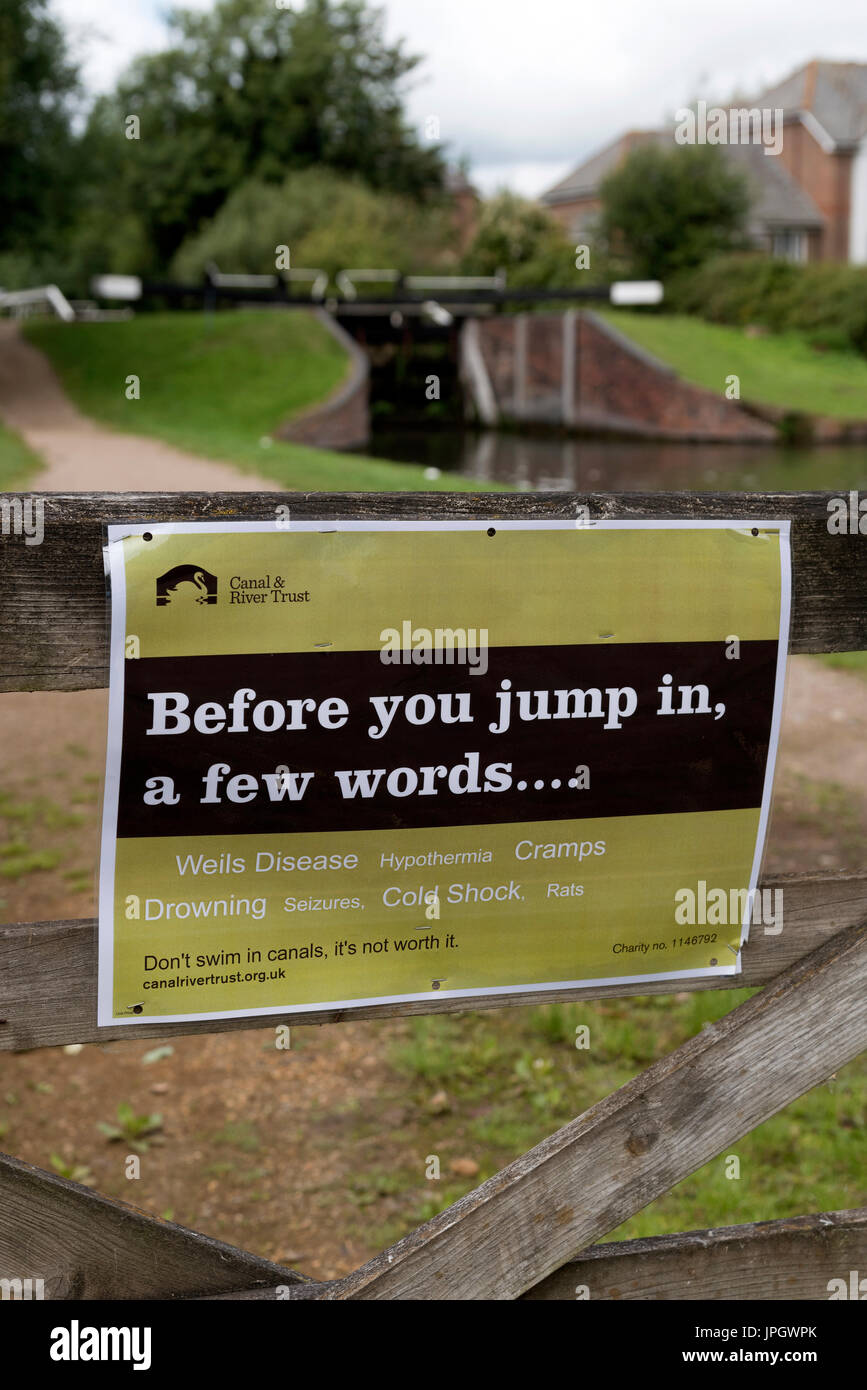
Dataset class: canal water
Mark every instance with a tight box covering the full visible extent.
[362,426,867,494]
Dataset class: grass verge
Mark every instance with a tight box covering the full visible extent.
[599,310,867,421]
[25,311,505,492]
[0,419,43,489]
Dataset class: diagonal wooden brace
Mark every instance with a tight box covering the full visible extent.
[330,918,867,1300]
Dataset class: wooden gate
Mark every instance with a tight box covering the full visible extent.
[1,489,865,1301]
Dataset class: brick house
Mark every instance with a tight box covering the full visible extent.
[540,61,867,264]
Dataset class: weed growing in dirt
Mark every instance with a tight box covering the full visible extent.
[789,774,864,862]
[0,789,84,883]
[211,1120,260,1153]
[50,1153,96,1186]
[97,1102,164,1152]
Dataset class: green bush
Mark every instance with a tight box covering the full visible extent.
[172,169,455,284]
[669,253,867,354]
[461,191,583,287]
[598,144,751,281]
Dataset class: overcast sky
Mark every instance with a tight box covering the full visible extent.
[54,0,867,195]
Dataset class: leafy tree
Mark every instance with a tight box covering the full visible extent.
[598,144,750,281]
[0,0,80,257]
[172,169,454,282]
[461,192,578,287]
[85,0,445,269]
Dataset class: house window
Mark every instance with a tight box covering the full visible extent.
[771,229,808,262]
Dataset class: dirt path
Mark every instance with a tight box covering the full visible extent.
[0,320,275,493]
[0,319,276,921]
[772,657,867,871]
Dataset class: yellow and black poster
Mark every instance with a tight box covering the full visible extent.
[98,519,791,1027]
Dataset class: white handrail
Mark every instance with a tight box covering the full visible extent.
[335,269,401,301]
[205,263,279,289]
[205,262,329,300]
[404,273,506,291]
[0,284,76,322]
[336,270,508,300]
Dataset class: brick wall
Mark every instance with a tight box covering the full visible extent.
[473,312,777,441]
[777,123,852,261]
[274,310,370,451]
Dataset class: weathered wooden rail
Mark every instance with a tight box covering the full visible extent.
[1,491,865,694]
[0,489,864,1300]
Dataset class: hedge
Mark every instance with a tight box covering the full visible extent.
[668,253,867,355]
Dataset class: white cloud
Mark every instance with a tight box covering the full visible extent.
[471,161,575,199]
[53,0,165,93]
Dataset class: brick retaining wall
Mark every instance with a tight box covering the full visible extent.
[274,310,370,451]
[472,312,778,442]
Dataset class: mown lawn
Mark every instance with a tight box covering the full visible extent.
[25,311,504,492]
[0,419,43,489]
[353,989,865,1253]
[599,310,867,420]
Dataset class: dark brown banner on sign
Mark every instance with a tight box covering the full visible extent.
[116,641,778,838]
